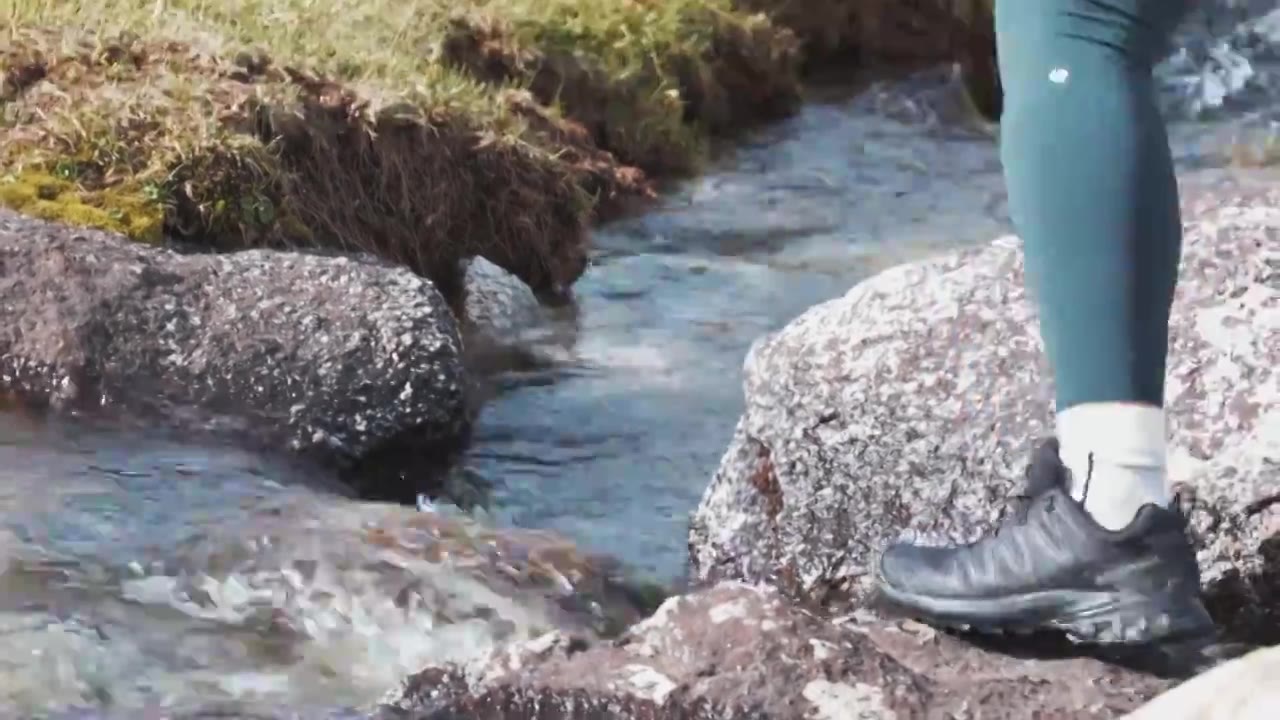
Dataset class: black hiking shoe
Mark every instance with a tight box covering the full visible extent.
[875,438,1216,645]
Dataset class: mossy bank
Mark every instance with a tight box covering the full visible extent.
[1,0,993,298]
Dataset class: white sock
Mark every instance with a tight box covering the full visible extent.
[1056,403,1170,531]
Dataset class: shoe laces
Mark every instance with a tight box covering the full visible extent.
[996,475,1053,534]
[994,446,1071,535]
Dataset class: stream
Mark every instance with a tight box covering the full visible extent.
[461,79,1013,581]
[1,54,1277,720]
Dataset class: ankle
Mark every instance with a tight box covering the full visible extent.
[1056,402,1170,530]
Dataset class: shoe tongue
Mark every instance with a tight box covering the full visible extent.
[1024,439,1071,498]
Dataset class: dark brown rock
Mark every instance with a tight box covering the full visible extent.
[377,582,1171,719]
[0,210,468,495]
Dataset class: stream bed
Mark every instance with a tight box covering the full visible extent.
[1,55,1276,719]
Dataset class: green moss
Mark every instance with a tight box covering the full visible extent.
[0,171,165,243]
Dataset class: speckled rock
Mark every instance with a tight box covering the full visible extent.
[0,210,468,486]
[688,173,1280,640]
[378,582,1172,719]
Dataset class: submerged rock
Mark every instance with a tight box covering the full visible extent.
[688,172,1279,641]
[123,495,656,664]
[0,210,468,492]
[379,582,1171,719]
[7,487,655,719]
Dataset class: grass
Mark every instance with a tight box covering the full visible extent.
[438,0,802,172]
[0,0,802,297]
[1227,130,1280,168]
[737,0,992,63]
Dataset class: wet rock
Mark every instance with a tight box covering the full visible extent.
[461,257,576,370]
[8,489,655,719]
[1122,643,1280,719]
[0,210,467,482]
[688,173,1280,641]
[122,495,655,664]
[464,258,549,341]
[379,582,1171,719]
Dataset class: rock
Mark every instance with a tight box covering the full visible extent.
[460,257,577,374]
[0,210,468,495]
[688,172,1280,641]
[379,582,1172,719]
[1122,643,1280,719]
[463,257,549,341]
[123,494,656,665]
[5,487,654,719]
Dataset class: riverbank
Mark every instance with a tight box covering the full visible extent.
[1,1,997,302]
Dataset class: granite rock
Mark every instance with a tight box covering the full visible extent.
[460,257,576,375]
[688,173,1280,641]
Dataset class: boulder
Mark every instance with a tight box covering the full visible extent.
[688,171,1280,642]
[379,582,1173,719]
[0,210,468,497]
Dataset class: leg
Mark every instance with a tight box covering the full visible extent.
[875,0,1214,645]
[998,0,1191,530]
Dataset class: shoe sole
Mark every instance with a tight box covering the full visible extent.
[875,580,1216,646]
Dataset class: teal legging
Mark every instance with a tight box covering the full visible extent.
[995,0,1193,410]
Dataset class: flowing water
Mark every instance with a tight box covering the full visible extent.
[0,58,1276,718]
[462,79,1013,581]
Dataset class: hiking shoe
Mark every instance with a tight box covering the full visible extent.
[875,438,1216,645]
